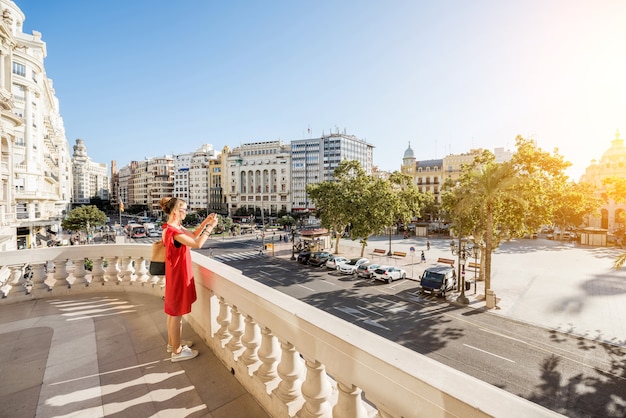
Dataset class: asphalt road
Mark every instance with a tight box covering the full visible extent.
[193,236,626,418]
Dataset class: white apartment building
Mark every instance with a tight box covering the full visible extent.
[0,2,72,250]
[188,144,218,212]
[290,131,374,212]
[225,140,291,220]
[71,139,108,204]
[173,152,192,203]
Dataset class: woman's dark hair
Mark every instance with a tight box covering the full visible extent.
[159,197,181,215]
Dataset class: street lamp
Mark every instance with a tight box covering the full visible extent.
[450,238,469,305]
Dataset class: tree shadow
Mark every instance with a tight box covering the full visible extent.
[528,348,626,418]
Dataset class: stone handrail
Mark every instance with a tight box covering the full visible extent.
[0,244,562,418]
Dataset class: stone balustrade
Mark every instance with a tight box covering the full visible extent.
[0,244,562,418]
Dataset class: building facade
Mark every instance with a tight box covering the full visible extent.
[291,131,374,212]
[225,140,291,221]
[71,138,108,205]
[580,130,626,232]
[400,142,443,203]
[0,2,72,250]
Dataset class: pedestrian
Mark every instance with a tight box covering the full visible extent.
[421,250,426,263]
[160,197,218,362]
[426,240,431,250]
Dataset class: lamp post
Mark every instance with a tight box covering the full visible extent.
[290,225,297,260]
[450,238,469,305]
[471,244,481,295]
[387,226,393,256]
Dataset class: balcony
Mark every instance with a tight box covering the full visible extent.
[0,245,560,417]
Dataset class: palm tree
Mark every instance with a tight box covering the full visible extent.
[457,161,522,298]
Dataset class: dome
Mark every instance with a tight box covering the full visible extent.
[601,130,626,162]
[403,141,415,159]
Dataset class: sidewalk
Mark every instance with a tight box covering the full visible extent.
[274,235,626,348]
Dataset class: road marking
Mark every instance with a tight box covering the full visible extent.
[335,306,366,319]
[463,343,516,363]
[297,284,315,291]
[363,319,390,331]
[359,306,383,316]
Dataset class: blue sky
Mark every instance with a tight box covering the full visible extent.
[16,0,626,180]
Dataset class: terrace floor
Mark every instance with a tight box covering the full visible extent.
[0,291,270,417]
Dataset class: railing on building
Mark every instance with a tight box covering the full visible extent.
[0,245,562,418]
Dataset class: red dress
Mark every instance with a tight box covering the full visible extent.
[163,223,197,316]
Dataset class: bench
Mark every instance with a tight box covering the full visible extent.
[467,261,480,270]
[437,257,455,266]
[372,249,387,256]
[392,251,407,258]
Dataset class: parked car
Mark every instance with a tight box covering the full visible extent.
[356,262,380,279]
[297,251,312,264]
[420,265,457,297]
[326,256,348,270]
[338,258,370,275]
[372,266,407,283]
[308,251,332,267]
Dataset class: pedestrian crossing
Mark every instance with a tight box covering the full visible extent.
[212,250,266,262]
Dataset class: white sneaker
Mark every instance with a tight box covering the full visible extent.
[166,340,193,353]
[171,345,198,362]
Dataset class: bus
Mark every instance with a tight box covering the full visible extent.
[126,223,146,238]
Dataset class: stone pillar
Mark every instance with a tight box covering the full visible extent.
[255,326,279,383]
[241,314,260,366]
[273,340,303,403]
[225,305,243,354]
[298,357,332,418]
[333,381,368,418]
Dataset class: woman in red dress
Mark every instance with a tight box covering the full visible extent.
[160,197,218,362]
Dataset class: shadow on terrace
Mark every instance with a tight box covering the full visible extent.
[0,244,561,417]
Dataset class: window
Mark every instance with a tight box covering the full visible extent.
[12,62,26,77]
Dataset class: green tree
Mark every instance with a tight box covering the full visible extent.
[308,160,369,255]
[603,177,626,268]
[218,215,233,234]
[442,137,572,299]
[278,215,295,228]
[552,181,601,234]
[62,205,107,234]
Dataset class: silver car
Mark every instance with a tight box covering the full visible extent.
[356,262,380,279]
[326,256,348,270]
[338,258,369,274]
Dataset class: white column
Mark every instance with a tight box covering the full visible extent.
[254,326,279,383]
[332,381,368,418]
[241,314,260,366]
[273,340,303,403]
[298,357,332,418]
[225,305,243,354]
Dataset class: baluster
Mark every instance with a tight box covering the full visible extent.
[298,357,332,418]
[1,266,23,297]
[9,265,22,286]
[90,258,106,285]
[226,305,244,354]
[332,381,368,418]
[273,340,303,403]
[255,326,279,383]
[215,297,231,343]
[71,258,88,286]
[53,259,69,288]
[19,264,33,294]
[241,314,260,366]
[29,263,47,293]
[104,256,121,283]
[135,257,150,284]
[117,257,135,284]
